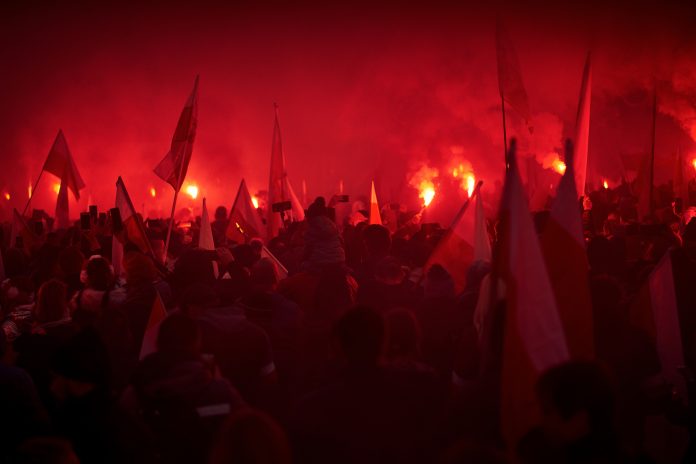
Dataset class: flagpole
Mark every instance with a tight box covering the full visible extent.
[22,170,45,216]
[649,88,657,217]
[501,93,509,171]
[163,144,189,261]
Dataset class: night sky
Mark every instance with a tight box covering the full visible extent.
[2,0,696,223]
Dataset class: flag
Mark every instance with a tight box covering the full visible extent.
[631,251,686,399]
[115,177,153,256]
[541,140,594,360]
[112,234,124,278]
[226,179,266,244]
[574,53,592,197]
[369,181,382,225]
[55,176,71,230]
[267,105,297,237]
[11,209,36,254]
[154,76,199,191]
[139,291,168,360]
[42,130,85,200]
[496,21,532,129]
[425,182,490,293]
[286,178,305,222]
[199,198,214,250]
[498,140,569,448]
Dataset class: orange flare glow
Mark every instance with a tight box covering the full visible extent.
[251,196,259,209]
[603,180,609,189]
[53,183,61,195]
[4,193,10,201]
[692,159,696,171]
[150,187,157,198]
[552,159,567,175]
[185,185,198,199]
[466,174,476,198]
[420,184,436,207]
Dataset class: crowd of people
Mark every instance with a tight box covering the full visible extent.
[1,180,696,464]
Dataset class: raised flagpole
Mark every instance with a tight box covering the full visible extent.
[648,87,658,217]
[162,149,187,261]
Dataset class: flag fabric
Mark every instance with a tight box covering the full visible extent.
[11,209,36,254]
[55,177,71,230]
[631,251,687,399]
[498,140,569,449]
[139,291,168,360]
[541,140,594,360]
[199,198,215,250]
[261,245,289,280]
[573,53,592,197]
[115,177,153,256]
[369,181,382,225]
[154,76,199,191]
[42,130,85,200]
[267,106,302,238]
[226,179,266,243]
[425,182,490,293]
[496,21,532,129]
[112,234,124,278]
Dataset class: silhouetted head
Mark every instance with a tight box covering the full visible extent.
[362,224,391,258]
[215,206,228,221]
[84,256,113,291]
[36,279,68,324]
[334,305,384,368]
[157,312,200,357]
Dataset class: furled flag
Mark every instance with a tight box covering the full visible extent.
[631,250,687,399]
[42,130,85,200]
[139,291,168,360]
[540,140,594,360]
[11,209,37,254]
[115,177,153,256]
[112,234,124,279]
[227,179,266,244]
[498,140,569,449]
[573,53,592,197]
[267,105,305,237]
[424,181,491,293]
[55,177,71,230]
[369,181,382,225]
[154,76,199,191]
[496,20,532,130]
[199,198,215,250]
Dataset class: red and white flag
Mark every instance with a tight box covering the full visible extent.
[496,21,532,130]
[199,198,215,250]
[154,76,199,191]
[267,105,304,237]
[573,53,592,196]
[226,179,265,244]
[369,181,382,225]
[541,140,594,360]
[424,181,490,292]
[42,130,85,200]
[115,177,153,256]
[498,140,569,448]
[139,291,168,360]
[632,251,687,399]
[55,177,71,230]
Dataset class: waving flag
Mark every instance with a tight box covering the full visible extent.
[199,198,215,250]
[541,140,594,360]
[154,76,199,191]
[425,181,490,292]
[55,177,71,230]
[573,53,592,196]
[42,130,85,200]
[115,177,153,256]
[139,291,168,360]
[227,179,265,243]
[498,140,569,449]
[369,181,382,225]
[496,21,532,130]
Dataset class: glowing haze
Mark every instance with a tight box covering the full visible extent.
[1,1,696,223]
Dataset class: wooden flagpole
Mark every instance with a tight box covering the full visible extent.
[22,170,45,216]
[501,93,509,171]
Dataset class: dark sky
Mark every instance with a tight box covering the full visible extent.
[2,0,696,221]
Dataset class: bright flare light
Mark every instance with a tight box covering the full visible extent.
[420,184,436,207]
[603,180,609,189]
[692,159,696,171]
[150,187,157,198]
[251,196,260,209]
[185,185,199,200]
[552,159,567,175]
[466,174,476,198]
[4,193,10,201]
[53,183,61,195]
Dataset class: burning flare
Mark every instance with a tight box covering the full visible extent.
[451,161,476,197]
[552,159,567,175]
[150,187,157,198]
[251,196,259,209]
[603,180,609,189]
[185,184,199,200]
[4,193,10,201]
[420,184,436,207]
[409,165,439,208]
[53,183,61,195]
[692,159,696,171]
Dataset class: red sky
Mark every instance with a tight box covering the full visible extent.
[2,0,695,222]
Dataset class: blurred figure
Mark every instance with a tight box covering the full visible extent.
[15,437,80,464]
[70,256,125,316]
[209,409,291,464]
